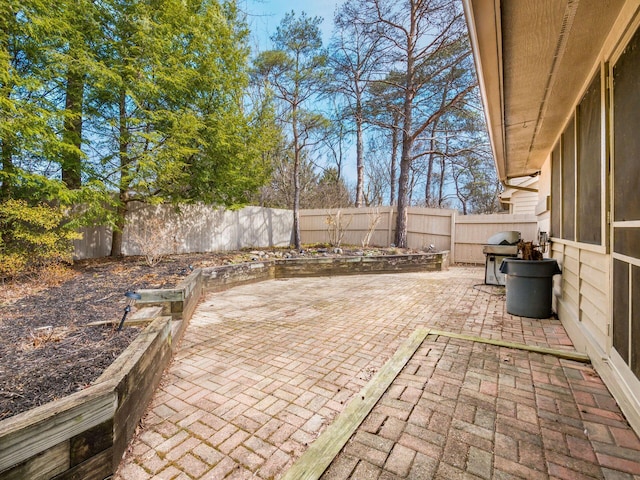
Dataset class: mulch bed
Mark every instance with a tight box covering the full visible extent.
[0,251,246,421]
[0,246,416,421]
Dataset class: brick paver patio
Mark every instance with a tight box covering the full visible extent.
[115,266,640,479]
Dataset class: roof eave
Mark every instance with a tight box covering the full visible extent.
[462,0,507,184]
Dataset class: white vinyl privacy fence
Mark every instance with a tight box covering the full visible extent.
[74,204,536,264]
[74,204,293,259]
[299,207,537,264]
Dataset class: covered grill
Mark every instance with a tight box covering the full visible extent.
[483,231,520,285]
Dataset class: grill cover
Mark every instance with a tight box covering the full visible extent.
[486,231,520,245]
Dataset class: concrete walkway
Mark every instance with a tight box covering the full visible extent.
[116,267,640,479]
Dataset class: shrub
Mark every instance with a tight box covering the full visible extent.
[325,210,353,247]
[0,199,81,281]
[126,210,179,267]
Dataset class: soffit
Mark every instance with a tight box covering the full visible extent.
[466,0,626,181]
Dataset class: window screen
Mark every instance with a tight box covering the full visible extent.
[551,144,561,238]
[633,266,640,378]
[613,228,640,258]
[613,259,629,363]
[614,26,640,221]
[561,117,576,241]
[577,73,602,245]
[613,25,640,382]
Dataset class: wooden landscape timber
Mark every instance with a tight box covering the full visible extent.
[281,328,431,480]
[86,306,164,327]
[0,315,172,480]
[0,382,116,478]
[427,329,591,363]
[278,327,592,480]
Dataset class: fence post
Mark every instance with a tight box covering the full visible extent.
[450,210,457,264]
[387,207,394,246]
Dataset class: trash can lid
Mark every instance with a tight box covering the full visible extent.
[499,258,561,277]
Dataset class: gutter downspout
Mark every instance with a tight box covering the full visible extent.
[502,182,538,193]
[502,171,540,193]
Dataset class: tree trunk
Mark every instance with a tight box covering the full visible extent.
[438,156,446,207]
[424,120,440,206]
[394,146,412,247]
[355,99,364,207]
[110,200,127,257]
[394,23,416,247]
[62,67,84,189]
[389,120,399,206]
[293,151,301,249]
[292,101,302,250]
[409,169,416,205]
[395,116,413,247]
[0,138,14,201]
[425,153,434,206]
[0,78,15,200]
[111,88,129,257]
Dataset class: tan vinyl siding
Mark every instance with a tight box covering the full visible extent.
[560,245,580,317]
[553,241,609,345]
[511,190,539,215]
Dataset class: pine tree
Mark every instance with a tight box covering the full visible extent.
[2,0,277,261]
[83,0,273,256]
[254,11,329,249]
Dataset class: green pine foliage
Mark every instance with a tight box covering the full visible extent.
[0,0,277,267]
[0,199,81,280]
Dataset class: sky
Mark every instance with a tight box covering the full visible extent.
[243,0,340,51]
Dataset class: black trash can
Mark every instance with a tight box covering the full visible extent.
[499,258,561,318]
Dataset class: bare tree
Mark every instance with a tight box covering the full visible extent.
[451,152,501,214]
[365,73,405,206]
[424,86,499,212]
[362,0,476,246]
[257,149,351,210]
[326,209,353,247]
[317,101,350,182]
[363,143,390,207]
[362,207,383,247]
[329,0,385,207]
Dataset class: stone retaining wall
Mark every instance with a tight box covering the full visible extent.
[274,253,448,278]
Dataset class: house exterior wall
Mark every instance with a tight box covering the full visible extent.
[464,0,640,433]
[508,190,538,215]
[535,2,640,433]
[499,176,539,216]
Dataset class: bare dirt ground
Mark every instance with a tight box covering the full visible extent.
[0,246,413,420]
